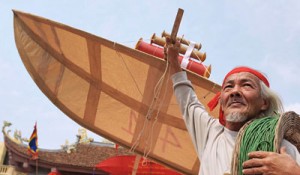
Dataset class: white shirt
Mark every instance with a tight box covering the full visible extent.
[172,71,300,175]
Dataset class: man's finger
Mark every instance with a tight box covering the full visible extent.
[243,166,263,175]
[243,158,263,168]
[248,151,270,159]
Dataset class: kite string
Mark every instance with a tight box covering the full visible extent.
[130,67,168,153]
[144,41,182,157]
[143,60,171,159]
[134,54,170,157]
[113,42,143,96]
[131,47,171,157]
[113,41,170,153]
[113,41,171,160]
[112,42,148,153]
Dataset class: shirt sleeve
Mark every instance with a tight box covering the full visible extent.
[171,71,216,155]
[282,139,300,165]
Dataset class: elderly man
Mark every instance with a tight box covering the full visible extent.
[166,40,300,175]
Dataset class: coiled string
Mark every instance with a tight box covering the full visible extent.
[237,116,279,174]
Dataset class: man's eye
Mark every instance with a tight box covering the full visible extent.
[243,83,252,87]
[224,85,232,89]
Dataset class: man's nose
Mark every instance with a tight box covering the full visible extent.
[230,86,242,97]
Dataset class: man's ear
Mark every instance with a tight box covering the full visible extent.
[260,98,269,111]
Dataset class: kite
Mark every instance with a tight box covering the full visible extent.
[13,10,221,174]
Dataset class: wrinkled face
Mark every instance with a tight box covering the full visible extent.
[220,72,268,123]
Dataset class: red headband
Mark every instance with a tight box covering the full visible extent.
[207,66,270,125]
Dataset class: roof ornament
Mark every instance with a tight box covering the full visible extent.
[2,121,12,135]
[61,139,76,154]
[76,128,94,144]
[2,121,28,144]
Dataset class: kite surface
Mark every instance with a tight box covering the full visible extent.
[14,10,221,174]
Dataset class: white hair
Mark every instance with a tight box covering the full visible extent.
[259,81,284,116]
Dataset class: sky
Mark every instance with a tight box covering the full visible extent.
[0,1,299,149]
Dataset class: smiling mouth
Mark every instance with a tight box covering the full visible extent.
[229,101,245,107]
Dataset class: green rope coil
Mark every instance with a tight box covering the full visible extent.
[238,116,279,174]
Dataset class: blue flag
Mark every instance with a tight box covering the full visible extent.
[28,122,38,159]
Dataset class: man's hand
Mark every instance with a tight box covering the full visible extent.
[242,147,300,175]
[164,37,181,73]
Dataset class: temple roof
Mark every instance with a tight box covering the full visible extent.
[4,133,133,174]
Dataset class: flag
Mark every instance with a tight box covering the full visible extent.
[28,122,38,159]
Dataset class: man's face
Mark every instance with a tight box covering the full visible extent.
[220,72,268,122]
